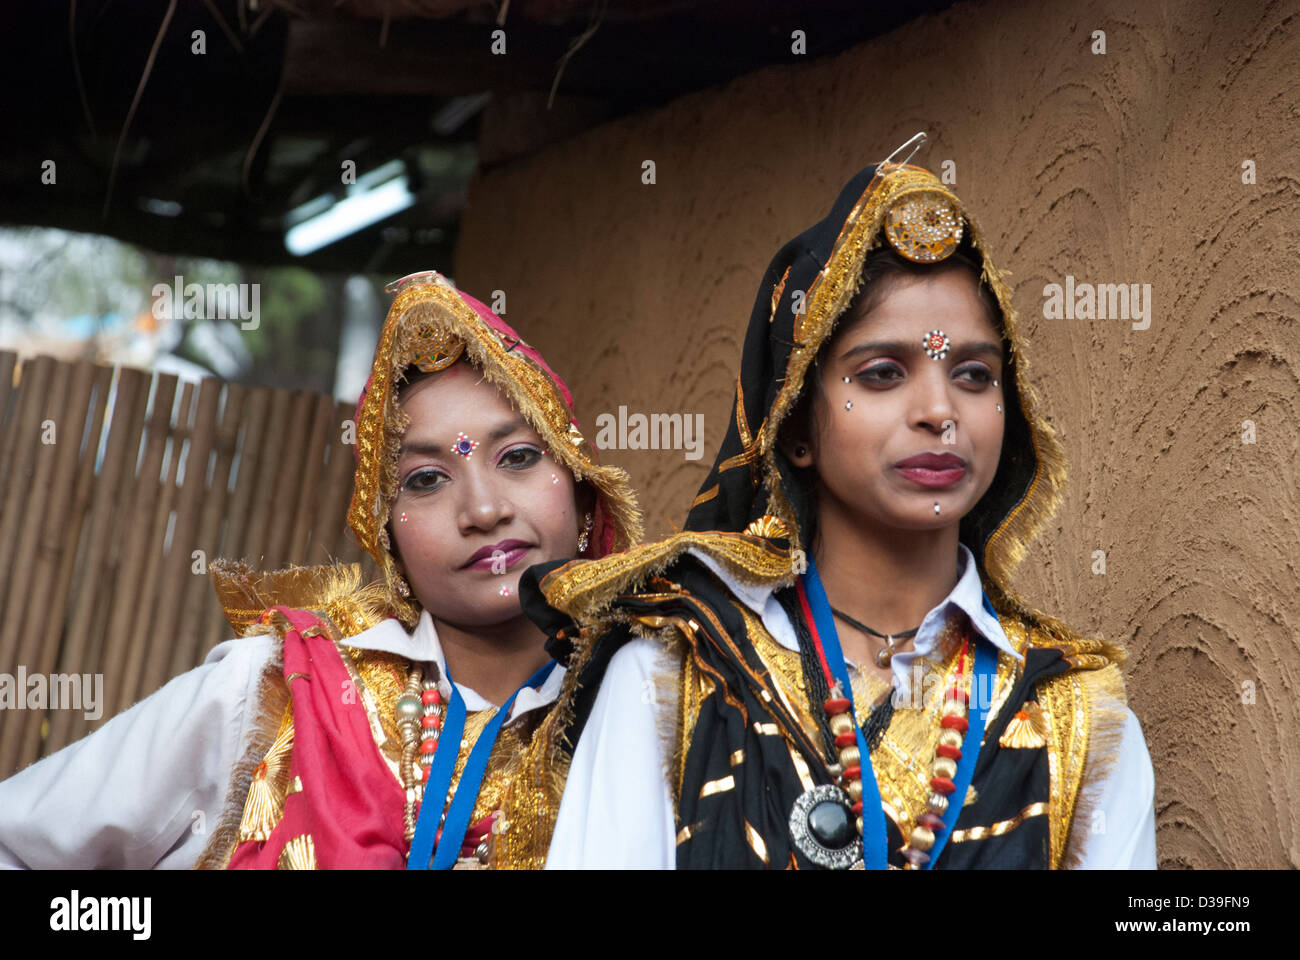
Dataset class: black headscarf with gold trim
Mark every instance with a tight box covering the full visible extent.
[684,161,1064,604]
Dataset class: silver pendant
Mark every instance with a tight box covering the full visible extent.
[789,784,861,869]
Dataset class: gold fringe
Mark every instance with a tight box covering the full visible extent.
[1060,662,1131,868]
[210,558,392,638]
[194,632,288,870]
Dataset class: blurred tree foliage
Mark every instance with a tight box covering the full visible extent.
[0,226,350,395]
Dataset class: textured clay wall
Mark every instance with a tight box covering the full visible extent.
[455,0,1300,868]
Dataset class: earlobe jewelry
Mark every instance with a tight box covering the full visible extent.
[451,432,479,458]
[577,512,594,553]
[397,576,411,598]
[922,330,950,360]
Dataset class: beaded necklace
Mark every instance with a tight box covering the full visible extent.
[789,556,996,869]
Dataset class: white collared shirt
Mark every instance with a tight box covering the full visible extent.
[0,611,564,869]
[546,543,1156,869]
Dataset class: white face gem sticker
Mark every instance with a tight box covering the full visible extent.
[996,404,1002,413]
[552,474,560,484]
[845,401,853,410]
[842,376,851,384]
[992,379,999,387]
[499,585,512,597]
[934,501,941,515]
[399,512,408,522]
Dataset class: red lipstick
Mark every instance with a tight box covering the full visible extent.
[894,452,967,489]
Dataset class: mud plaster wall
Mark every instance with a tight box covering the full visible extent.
[455,0,1300,869]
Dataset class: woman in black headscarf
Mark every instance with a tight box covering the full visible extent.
[502,138,1156,870]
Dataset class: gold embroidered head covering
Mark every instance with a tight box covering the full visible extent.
[347,271,642,625]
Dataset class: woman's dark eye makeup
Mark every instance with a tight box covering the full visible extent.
[401,442,543,492]
[498,444,543,469]
[402,467,447,492]
[853,360,995,385]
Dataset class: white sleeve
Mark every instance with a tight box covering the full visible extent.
[545,637,677,869]
[1072,707,1158,869]
[0,634,275,869]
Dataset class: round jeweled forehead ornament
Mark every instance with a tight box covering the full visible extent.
[884,191,963,263]
[923,329,950,360]
[409,323,465,373]
[451,432,479,458]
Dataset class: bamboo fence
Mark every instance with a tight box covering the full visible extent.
[0,351,377,780]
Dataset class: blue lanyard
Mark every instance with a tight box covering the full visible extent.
[406,659,556,870]
[799,555,996,869]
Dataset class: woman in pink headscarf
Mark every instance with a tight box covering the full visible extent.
[0,271,641,870]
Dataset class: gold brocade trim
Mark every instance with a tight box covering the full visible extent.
[729,749,745,767]
[699,775,735,799]
[341,645,410,780]
[538,529,796,626]
[347,281,642,626]
[676,824,696,846]
[345,646,524,830]
[691,484,719,508]
[717,447,761,474]
[949,801,1049,843]
[1037,672,1090,869]
[788,743,816,793]
[734,375,754,453]
[745,821,770,865]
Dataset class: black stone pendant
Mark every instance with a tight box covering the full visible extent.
[789,784,861,869]
[808,799,855,848]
